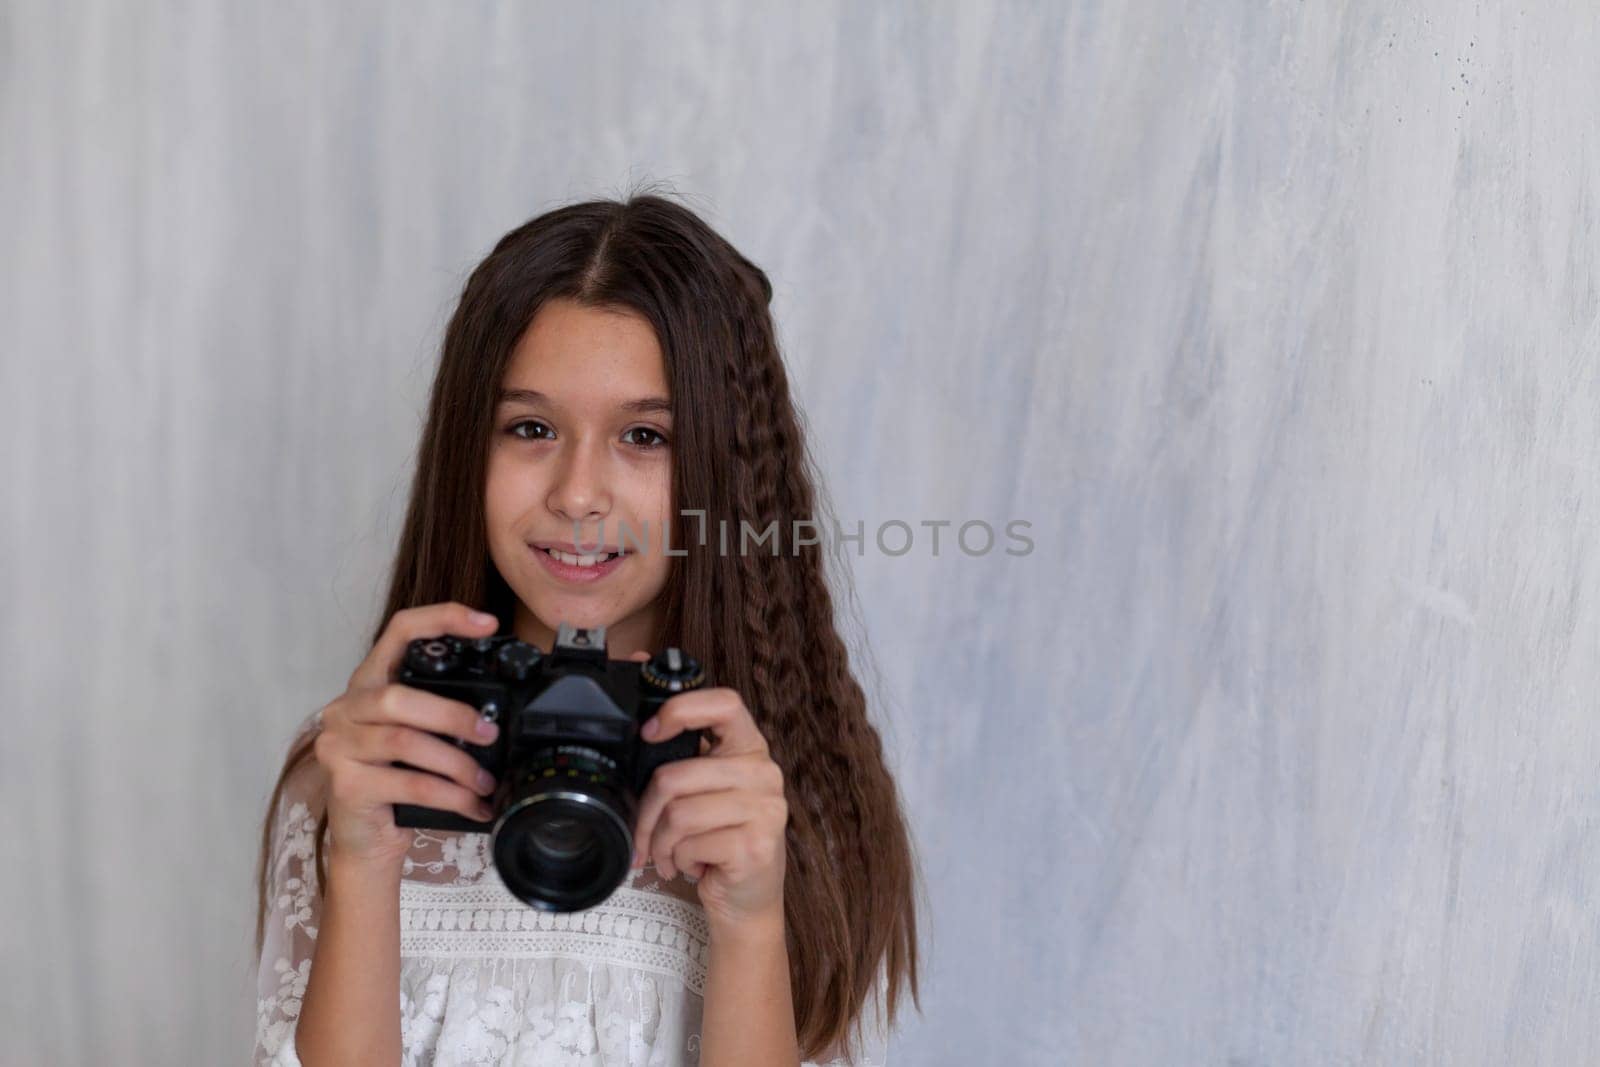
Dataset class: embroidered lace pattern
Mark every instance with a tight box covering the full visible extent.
[254,711,886,1066]
[399,878,711,994]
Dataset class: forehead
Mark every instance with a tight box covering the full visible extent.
[502,300,668,399]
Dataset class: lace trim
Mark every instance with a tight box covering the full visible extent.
[399,875,711,996]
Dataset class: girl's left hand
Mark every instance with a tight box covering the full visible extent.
[628,672,789,933]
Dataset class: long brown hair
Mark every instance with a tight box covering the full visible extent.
[254,188,921,1059]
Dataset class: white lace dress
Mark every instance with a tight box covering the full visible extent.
[254,714,887,1066]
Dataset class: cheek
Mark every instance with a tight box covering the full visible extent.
[641,459,673,517]
[616,465,673,531]
[647,482,673,525]
[483,457,541,529]
[627,478,674,575]
[482,467,508,525]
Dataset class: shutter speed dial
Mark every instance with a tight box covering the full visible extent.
[641,648,705,693]
[405,638,460,675]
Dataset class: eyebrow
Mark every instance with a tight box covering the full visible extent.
[497,387,673,416]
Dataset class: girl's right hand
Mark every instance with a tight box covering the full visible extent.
[312,602,504,870]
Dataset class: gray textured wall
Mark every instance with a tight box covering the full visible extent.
[4,2,1598,1065]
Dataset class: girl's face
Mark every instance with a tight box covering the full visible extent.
[485,299,675,658]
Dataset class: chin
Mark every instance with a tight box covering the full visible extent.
[521,593,614,632]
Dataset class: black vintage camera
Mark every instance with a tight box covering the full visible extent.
[392,622,705,911]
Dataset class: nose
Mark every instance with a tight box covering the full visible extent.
[545,439,612,525]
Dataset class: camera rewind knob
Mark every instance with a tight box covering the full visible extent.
[641,648,705,693]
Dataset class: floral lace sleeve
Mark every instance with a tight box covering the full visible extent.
[253,712,327,1067]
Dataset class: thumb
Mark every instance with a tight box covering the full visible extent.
[626,650,650,662]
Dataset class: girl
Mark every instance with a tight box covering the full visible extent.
[253,193,921,1066]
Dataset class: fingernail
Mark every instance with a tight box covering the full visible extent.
[477,769,496,794]
[470,611,497,626]
[632,848,644,868]
[477,803,495,821]
[477,719,499,740]
[641,717,660,740]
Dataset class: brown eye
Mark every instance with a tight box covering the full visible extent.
[623,427,669,449]
[508,420,554,441]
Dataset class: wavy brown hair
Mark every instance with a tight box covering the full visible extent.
[254,189,921,1060]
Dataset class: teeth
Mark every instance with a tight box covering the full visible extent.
[544,547,618,567]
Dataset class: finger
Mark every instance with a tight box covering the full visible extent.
[330,760,495,825]
[670,826,770,884]
[346,721,497,798]
[314,716,497,799]
[640,688,767,757]
[647,791,756,881]
[348,684,498,747]
[633,755,781,866]
[349,602,499,692]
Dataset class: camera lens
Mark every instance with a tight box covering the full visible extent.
[491,746,634,912]
[527,817,592,862]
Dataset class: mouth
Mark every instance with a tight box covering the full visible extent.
[532,542,628,564]
[529,542,630,580]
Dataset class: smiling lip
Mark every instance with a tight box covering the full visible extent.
[530,543,629,583]
[532,540,629,556]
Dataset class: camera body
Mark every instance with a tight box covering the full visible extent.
[392,622,705,910]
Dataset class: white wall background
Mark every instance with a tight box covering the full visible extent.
[4,2,1598,1064]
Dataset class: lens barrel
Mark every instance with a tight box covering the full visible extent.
[490,745,634,911]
